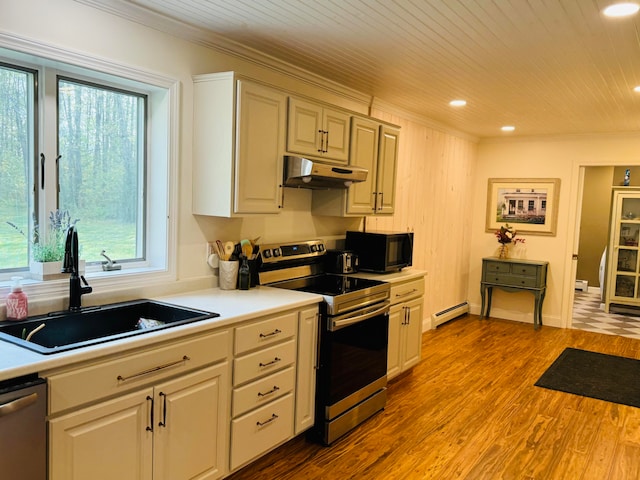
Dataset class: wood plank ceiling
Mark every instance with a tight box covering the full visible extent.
[85,0,640,139]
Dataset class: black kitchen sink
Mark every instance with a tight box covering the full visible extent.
[0,299,219,355]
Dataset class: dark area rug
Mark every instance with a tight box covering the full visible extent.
[535,347,640,408]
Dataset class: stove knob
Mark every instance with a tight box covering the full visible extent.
[262,249,272,259]
[273,248,281,257]
[318,243,325,252]
[310,244,317,252]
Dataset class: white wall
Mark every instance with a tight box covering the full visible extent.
[470,133,640,328]
[0,0,367,296]
[2,0,480,325]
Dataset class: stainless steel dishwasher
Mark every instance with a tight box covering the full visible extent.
[0,374,46,479]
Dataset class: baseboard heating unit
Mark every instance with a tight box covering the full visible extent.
[431,301,469,327]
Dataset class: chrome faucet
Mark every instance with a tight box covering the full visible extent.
[62,225,92,311]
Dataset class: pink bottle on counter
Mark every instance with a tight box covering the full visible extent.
[6,276,28,321]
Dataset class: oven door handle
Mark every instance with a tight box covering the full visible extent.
[330,301,390,331]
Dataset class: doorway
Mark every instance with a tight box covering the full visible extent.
[573,166,640,338]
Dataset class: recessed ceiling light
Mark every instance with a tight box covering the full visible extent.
[603,2,640,17]
[634,85,640,92]
[501,126,516,132]
[449,99,467,107]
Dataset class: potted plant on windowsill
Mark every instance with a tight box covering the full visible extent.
[7,210,83,280]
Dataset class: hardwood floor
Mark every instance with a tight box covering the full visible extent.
[228,314,640,480]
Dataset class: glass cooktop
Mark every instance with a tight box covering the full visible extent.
[271,274,385,296]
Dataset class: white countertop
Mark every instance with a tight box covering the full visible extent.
[0,269,427,383]
[0,286,322,382]
[351,268,427,283]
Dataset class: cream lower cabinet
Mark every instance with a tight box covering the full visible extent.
[229,306,318,472]
[192,72,286,217]
[50,363,229,480]
[387,277,424,380]
[295,306,318,434]
[47,330,230,480]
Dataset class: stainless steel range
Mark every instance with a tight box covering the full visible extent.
[258,239,390,445]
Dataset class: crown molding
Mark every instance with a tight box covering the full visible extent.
[74,0,371,105]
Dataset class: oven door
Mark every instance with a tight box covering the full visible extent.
[317,301,389,412]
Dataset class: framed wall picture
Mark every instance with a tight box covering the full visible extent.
[486,178,561,236]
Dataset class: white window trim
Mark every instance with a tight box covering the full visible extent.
[0,31,179,303]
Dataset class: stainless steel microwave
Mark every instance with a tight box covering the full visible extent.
[345,230,414,273]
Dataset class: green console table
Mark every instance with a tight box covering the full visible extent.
[480,257,548,330]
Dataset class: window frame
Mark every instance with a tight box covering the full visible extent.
[0,35,179,300]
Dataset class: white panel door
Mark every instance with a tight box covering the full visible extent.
[49,389,153,480]
[153,363,229,480]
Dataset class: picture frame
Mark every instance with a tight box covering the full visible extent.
[485,178,561,236]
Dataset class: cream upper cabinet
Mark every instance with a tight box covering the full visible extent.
[287,97,350,163]
[375,125,400,214]
[345,116,380,215]
[312,120,400,217]
[192,72,286,217]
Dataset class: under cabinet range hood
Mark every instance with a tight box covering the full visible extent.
[284,156,368,189]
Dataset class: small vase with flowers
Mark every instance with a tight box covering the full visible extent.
[495,224,525,259]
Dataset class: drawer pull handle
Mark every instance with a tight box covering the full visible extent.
[259,329,282,338]
[259,357,281,368]
[256,413,278,427]
[257,386,280,397]
[117,355,190,382]
[395,288,418,299]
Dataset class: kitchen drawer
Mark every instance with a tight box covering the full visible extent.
[488,273,539,288]
[233,339,296,386]
[484,261,511,274]
[234,312,297,355]
[230,393,294,470]
[510,263,538,277]
[47,330,229,414]
[232,366,295,417]
[390,277,425,305]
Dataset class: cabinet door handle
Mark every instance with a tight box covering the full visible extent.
[259,357,281,368]
[378,192,384,210]
[257,386,280,397]
[324,130,329,153]
[256,413,278,427]
[259,329,281,338]
[158,392,167,427]
[117,355,190,382]
[146,396,154,432]
[372,192,378,211]
[318,129,324,153]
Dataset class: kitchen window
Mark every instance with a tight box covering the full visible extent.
[0,44,177,290]
[57,77,146,264]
